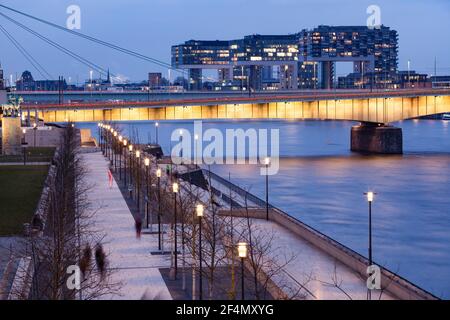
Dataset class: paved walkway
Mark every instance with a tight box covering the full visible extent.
[81,152,172,300]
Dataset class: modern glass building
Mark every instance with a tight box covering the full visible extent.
[171,25,398,90]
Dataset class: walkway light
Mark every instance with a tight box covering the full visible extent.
[172,181,180,279]
[364,191,376,300]
[156,168,162,178]
[197,203,204,300]
[264,157,270,221]
[119,135,123,142]
[144,158,150,167]
[123,139,127,146]
[238,242,248,259]
[129,144,133,152]
[113,131,117,137]
[237,242,248,300]
[136,150,141,158]
[196,204,204,217]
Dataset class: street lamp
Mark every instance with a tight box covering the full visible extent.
[123,139,128,187]
[156,168,162,251]
[172,182,179,279]
[113,131,118,170]
[364,191,376,300]
[136,150,141,213]
[128,144,133,195]
[237,242,248,300]
[144,157,151,229]
[264,157,270,221]
[33,122,37,147]
[196,204,204,300]
[118,136,123,180]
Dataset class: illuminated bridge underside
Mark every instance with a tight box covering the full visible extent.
[37,96,450,124]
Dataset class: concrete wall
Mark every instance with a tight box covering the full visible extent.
[219,208,438,300]
[1,117,22,155]
[24,127,63,147]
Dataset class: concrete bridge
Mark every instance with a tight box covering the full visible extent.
[20,88,450,153]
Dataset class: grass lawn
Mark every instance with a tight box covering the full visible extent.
[0,165,49,236]
[0,147,55,163]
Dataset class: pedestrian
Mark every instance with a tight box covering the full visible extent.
[107,169,113,189]
[135,216,142,239]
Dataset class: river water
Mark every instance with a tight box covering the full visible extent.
[78,119,450,298]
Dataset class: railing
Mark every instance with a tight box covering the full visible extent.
[204,168,439,300]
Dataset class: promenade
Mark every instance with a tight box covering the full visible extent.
[81,151,171,300]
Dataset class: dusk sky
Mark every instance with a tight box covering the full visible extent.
[0,0,449,83]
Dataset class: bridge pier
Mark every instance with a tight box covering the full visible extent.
[350,123,403,154]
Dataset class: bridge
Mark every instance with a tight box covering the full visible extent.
[19,88,450,153]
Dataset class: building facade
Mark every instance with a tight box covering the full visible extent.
[172,25,398,91]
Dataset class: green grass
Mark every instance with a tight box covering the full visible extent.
[0,165,50,236]
[0,147,55,163]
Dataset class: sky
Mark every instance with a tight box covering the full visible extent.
[0,0,449,83]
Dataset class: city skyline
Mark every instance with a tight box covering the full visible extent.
[0,0,449,82]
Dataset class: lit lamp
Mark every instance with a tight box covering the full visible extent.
[136,150,141,212]
[364,191,376,300]
[32,122,37,147]
[144,158,151,229]
[172,181,179,279]
[264,157,270,221]
[123,139,128,186]
[156,168,162,251]
[237,242,248,300]
[128,144,133,188]
[196,204,204,300]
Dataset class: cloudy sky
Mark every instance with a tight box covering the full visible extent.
[0,0,449,83]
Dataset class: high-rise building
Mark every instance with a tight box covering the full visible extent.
[171,25,398,91]
[299,25,398,89]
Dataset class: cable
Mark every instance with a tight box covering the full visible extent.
[0,23,52,79]
[0,11,112,78]
[0,4,218,82]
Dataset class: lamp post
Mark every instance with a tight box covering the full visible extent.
[155,122,159,145]
[237,242,248,300]
[196,204,204,300]
[264,157,270,221]
[33,122,37,147]
[156,168,162,251]
[136,150,141,213]
[144,157,150,229]
[179,129,183,164]
[123,140,128,187]
[365,191,375,300]
[172,182,179,279]
[128,144,133,197]
[113,131,118,171]
[118,136,123,179]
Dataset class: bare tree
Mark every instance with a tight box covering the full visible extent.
[11,124,121,300]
